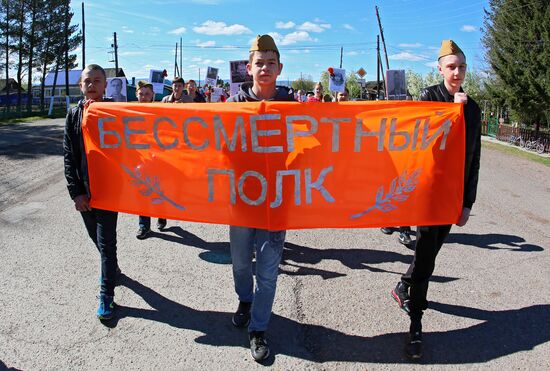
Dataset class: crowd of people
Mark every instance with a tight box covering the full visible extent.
[63,36,481,363]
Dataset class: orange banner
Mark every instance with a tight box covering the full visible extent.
[83,101,465,229]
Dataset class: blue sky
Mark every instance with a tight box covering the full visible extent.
[71,0,489,83]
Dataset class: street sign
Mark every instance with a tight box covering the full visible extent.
[358,78,366,87]
[357,68,366,77]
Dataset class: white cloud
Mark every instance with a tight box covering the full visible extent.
[196,40,216,47]
[343,24,354,31]
[221,45,238,49]
[461,25,477,32]
[190,57,225,66]
[276,21,295,29]
[122,26,134,34]
[289,49,310,54]
[345,51,359,56]
[143,64,155,69]
[149,26,161,33]
[297,21,331,33]
[425,61,439,68]
[168,27,187,35]
[398,43,423,48]
[269,31,317,45]
[389,51,429,62]
[193,20,251,35]
[119,51,146,56]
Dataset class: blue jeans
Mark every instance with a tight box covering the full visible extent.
[138,216,166,230]
[230,226,285,332]
[81,208,118,296]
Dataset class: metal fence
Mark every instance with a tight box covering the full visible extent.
[484,123,550,153]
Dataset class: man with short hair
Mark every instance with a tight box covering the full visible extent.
[227,34,294,362]
[63,64,120,321]
[161,76,192,103]
[390,40,481,360]
[109,77,126,102]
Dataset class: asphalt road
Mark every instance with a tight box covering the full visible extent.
[0,118,549,370]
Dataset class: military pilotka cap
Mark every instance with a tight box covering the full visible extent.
[137,80,153,90]
[250,34,279,53]
[438,40,465,60]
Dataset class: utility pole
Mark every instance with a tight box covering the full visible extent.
[340,46,343,68]
[64,1,69,97]
[81,2,85,68]
[112,32,119,74]
[375,6,390,70]
[180,37,183,77]
[174,42,178,77]
[376,35,380,99]
[198,68,201,87]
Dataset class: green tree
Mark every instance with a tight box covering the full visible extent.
[482,0,550,128]
[345,72,361,99]
[319,70,329,96]
[424,68,442,87]
[291,75,315,92]
[406,69,424,100]
[462,70,489,103]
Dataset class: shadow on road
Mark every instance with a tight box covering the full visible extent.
[0,122,64,159]
[447,233,544,252]
[149,228,459,282]
[425,301,550,363]
[107,274,549,365]
[0,360,23,370]
[281,241,458,283]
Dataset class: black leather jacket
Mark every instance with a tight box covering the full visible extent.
[420,82,481,209]
[63,98,113,200]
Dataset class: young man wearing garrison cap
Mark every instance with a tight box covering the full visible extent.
[227,34,294,362]
[390,40,482,360]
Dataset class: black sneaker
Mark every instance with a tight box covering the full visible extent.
[136,227,151,240]
[405,330,423,360]
[391,281,411,314]
[157,219,167,230]
[232,301,251,328]
[398,230,412,245]
[380,227,394,235]
[249,331,270,362]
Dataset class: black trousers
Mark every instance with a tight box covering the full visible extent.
[81,208,118,296]
[401,224,452,315]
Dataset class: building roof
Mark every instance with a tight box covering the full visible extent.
[0,78,24,92]
[44,70,82,86]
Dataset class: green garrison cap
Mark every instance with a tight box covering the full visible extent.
[137,80,153,90]
[438,40,465,59]
[250,34,279,53]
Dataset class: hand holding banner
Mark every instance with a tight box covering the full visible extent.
[83,101,465,229]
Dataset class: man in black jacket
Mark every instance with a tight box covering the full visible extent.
[390,40,482,359]
[63,64,119,321]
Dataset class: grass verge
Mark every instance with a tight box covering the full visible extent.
[0,112,67,125]
[482,140,550,167]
